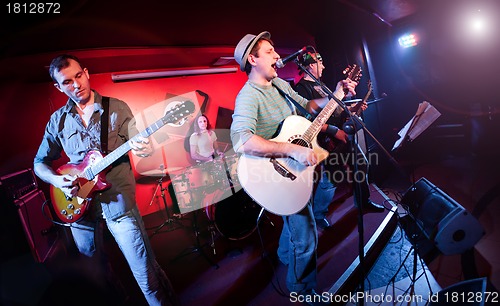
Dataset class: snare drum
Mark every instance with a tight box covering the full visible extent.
[205,188,262,240]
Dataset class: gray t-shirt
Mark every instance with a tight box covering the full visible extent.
[230,77,309,152]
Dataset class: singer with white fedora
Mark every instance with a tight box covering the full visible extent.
[230,31,358,304]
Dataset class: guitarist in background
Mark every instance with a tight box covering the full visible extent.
[294,51,384,231]
[33,54,177,305]
[231,31,358,301]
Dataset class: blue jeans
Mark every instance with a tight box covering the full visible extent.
[277,201,318,293]
[70,206,177,306]
[313,166,336,220]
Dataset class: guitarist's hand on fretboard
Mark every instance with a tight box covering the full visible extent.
[348,101,368,114]
[131,136,153,158]
[338,77,358,98]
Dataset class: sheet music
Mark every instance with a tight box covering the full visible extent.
[392,101,441,151]
[392,118,413,150]
[407,102,441,141]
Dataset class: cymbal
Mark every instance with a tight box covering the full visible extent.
[135,166,185,184]
[136,175,170,185]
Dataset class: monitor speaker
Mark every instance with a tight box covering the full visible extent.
[13,190,58,263]
[402,177,484,255]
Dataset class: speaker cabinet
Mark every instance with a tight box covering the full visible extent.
[13,190,58,262]
[402,177,484,255]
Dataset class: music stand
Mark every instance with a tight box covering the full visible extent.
[392,101,441,152]
[380,103,441,301]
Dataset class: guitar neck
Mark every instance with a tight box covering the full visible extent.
[355,81,372,117]
[88,117,166,178]
[86,100,195,179]
[303,94,342,143]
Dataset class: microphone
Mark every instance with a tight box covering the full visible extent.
[276,46,309,68]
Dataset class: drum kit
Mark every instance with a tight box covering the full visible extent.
[165,154,264,263]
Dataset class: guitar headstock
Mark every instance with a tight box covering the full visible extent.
[342,64,362,83]
[162,100,195,126]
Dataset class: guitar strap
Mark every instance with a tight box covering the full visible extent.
[272,83,313,121]
[101,96,110,154]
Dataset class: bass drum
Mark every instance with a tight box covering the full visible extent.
[205,188,262,240]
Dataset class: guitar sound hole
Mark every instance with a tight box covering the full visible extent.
[290,138,311,149]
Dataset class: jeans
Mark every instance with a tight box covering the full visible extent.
[277,201,318,293]
[313,166,336,220]
[70,206,177,306]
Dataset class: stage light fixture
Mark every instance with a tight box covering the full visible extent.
[398,33,418,48]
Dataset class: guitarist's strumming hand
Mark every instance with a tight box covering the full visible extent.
[53,173,79,199]
[130,136,154,158]
[288,145,318,167]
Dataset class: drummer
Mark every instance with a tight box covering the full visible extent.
[189,114,224,162]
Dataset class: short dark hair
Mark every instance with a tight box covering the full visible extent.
[243,37,274,75]
[49,54,83,82]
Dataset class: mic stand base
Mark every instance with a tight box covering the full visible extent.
[170,210,219,270]
[149,179,184,238]
[386,236,434,301]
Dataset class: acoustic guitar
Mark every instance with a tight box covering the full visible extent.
[237,65,361,216]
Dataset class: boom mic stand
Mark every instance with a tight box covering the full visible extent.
[149,167,183,237]
[385,209,434,301]
[295,59,403,305]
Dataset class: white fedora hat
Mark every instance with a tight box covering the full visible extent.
[234,31,271,71]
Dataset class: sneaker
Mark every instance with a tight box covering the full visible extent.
[315,218,331,229]
[362,200,385,213]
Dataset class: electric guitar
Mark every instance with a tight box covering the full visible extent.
[355,80,372,116]
[237,65,361,216]
[51,100,195,223]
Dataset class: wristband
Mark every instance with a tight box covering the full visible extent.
[326,125,339,136]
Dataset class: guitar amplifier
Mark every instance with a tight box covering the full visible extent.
[1,169,57,263]
[0,168,38,201]
[14,190,58,263]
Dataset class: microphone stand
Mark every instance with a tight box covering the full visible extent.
[294,59,402,305]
